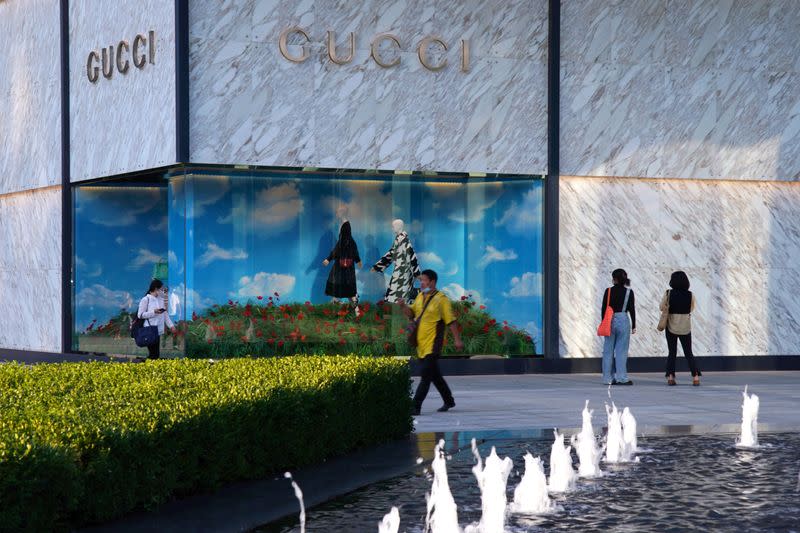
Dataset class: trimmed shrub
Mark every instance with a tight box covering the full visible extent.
[0,357,412,531]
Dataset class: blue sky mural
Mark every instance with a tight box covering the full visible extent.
[73,171,544,351]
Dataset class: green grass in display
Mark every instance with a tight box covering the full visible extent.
[0,357,412,531]
[82,295,537,358]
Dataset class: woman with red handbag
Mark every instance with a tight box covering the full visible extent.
[599,269,636,385]
[323,221,362,309]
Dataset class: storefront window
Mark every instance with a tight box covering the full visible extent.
[73,168,543,358]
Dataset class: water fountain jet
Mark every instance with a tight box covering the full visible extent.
[548,429,577,493]
[736,386,760,448]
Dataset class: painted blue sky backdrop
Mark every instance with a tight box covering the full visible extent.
[74,172,544,346]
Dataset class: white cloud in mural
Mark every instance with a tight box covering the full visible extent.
[127,248,164,271]
[168,251,184,275]
[75,257,102,277]
[76,284,134,310]
[216,204,247,225]
[323,182,393,227]
[417,251,445,268]
[446,183,504,224]
[251,182,304,231]
[236,272,296,299]
[445,263,459,276]
[80,188,161,227]
[148,216,168,232]
[441,283,485,305]
[171,283,214,311]
[495,187,542,235]
[504,272,543,297]
[172,175,231,218]
[196,243,248,267]
[478,245,518,269]
[115,236,125,246]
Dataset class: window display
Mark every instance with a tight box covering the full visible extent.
[73,168,544,358]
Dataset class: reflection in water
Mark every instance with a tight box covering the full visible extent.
[259,432,800,532]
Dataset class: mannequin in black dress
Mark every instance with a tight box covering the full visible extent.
[323,220,362,308]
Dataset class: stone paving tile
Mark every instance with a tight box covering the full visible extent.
[412,372,800,434]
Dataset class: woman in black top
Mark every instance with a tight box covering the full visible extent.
[600,269,636,385]
[659,271,701,386]
[323,221,362,304]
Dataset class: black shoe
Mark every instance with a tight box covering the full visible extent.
[614,380,634,386]
[437,402,455,412]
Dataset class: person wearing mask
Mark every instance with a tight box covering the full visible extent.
[660,270,702,386]
[399,269,464,415]
[600,269,636,385]
[137,279,176,360]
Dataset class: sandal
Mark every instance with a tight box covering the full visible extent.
[667,376,676,386]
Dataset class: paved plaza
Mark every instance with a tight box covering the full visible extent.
[412,371,800,435]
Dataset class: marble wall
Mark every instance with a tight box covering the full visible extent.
[0,0,61,195]
[559,176,800,357]
[0,187,63,352]
[69,0,176,181]
[561,0,800,181]
[188,0,548,175]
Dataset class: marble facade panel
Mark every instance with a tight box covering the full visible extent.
[0,187,62,353]
[0,268,62,352]
[0,0,61,195]
[563,0,800,181]
[189,0,548,174]
[0,188,62,272]
[559,176,799,357]
[69,0,176,181]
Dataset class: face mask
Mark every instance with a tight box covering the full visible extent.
[421,287,432,294]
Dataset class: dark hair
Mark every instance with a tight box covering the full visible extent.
[611,268,630,287]
[146,279,164,295]
[332,221,359,259]
[420,269,438,283]
[669,271,690,290]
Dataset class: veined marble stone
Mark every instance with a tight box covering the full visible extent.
[69,0,176,181]
[0,187,62,352]
[189,0,548,174]
[561,0,800,181]
[0,0,61,195]
[559,176,800,357]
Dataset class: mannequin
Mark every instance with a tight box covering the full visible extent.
[323,220,362,307]
[371,219,421,303]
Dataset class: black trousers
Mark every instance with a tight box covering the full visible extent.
[413,354,454,409]
[146,340,161,360]
[665,330,701,377]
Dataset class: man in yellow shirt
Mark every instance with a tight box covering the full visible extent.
[400,269,463,415]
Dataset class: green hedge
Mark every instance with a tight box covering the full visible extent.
[0,356,413,531]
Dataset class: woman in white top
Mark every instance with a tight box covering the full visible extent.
[137,279,176,359]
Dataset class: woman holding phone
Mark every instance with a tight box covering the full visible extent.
[137,279,176,360]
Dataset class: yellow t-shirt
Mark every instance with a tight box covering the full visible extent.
[410,291,454,358]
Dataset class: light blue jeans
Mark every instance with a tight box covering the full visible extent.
[602,312,631,384]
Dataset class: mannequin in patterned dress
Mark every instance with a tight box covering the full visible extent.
[371,219,421,304]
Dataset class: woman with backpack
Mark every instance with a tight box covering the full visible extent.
[136,279,176,360]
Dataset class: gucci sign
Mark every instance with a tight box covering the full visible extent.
[86,30,156,83]
[279,27,470,72]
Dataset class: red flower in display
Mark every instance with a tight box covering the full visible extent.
[482,325,490,333]
[305,301,311,306]
[384,342,391,351]
[256,331,263,337]
[460,295,467,301]
[300,335,306,341]
[297,312,305,320]
[349,327,356,333]
[244,310,252,317]
[497,331,503,337]
[192,311,199,321]
[479,305,486,310]
[228,299,235,306]
[277,340,284,347]
[338,338,346,345]
[267,338,275,345]
[525,336,532,343]
[210,311,216,317]
[257,295,263,300]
